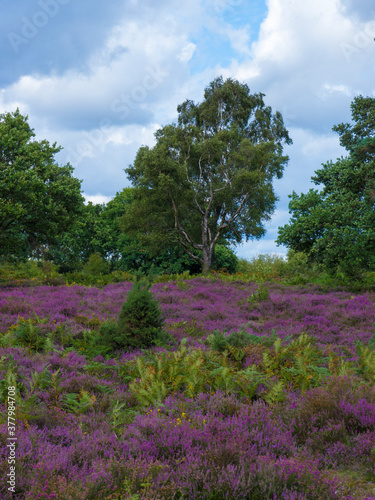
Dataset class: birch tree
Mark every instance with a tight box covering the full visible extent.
[121,77,292,274]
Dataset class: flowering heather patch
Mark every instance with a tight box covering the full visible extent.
[0,279,375,352]
[1,279,375,498]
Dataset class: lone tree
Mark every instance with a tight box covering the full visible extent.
[120,77,292,274]
[0,109,84,260]
[277,96,375,276]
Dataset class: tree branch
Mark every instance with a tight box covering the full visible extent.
[171,196,202,251]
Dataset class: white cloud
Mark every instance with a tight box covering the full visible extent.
[1,6,206,131]
[83,193,113,205]
[221,0,375,134]
[177,43,197,62]
[2,0,375,262]
[321,83,352,97]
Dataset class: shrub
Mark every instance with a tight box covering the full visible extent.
[117,279,164,350]
[214,245,239,274]
[284,249,311,275]
[82,253,111,276]
[0,260,45,285]
[247,283,270,304]
[94,279,165,353]
[237,254,286,280]
[0,317,48,351]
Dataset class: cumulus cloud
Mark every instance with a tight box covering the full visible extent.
[1,0,374,260]
[83,194,113,205]
[222,0,375,134]
[0,0,127,86]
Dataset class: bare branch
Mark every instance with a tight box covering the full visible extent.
[178,237,203,264]
[193,194,205,215]
[171,196,202,251]
[218,193,249,231]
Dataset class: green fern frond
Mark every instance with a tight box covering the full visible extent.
[355,343,375,382]
[264,380,285,405]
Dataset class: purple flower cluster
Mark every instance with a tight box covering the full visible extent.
[0,279,375,498]
[1,279,375,352]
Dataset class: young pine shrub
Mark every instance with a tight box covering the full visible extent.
[117,278,165,349]
[98,278,165,353]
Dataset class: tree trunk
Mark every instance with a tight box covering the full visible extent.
[202,245,211,275]
[211,247,215,271]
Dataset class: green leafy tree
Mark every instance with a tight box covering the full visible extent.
[120,76,292,274]
[277,96,375,276]
[82,252,110,276]
[0,109,84,259]
[48,187,238,275]
[46,201,105,272]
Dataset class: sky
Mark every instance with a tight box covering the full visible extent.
[1,0,375,260]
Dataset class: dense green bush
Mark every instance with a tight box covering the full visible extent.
[214,245,239,273]
[82,252,111,276]
[117,279,165,349]
[94,279,166,353]
[0,260,45,284]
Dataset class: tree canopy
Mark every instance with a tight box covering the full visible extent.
[277,95,375,276]
[47,187,238,275]
[120,76,292,273]
[0,109,84,260]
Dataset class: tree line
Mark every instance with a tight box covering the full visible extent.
[1,77,374,277]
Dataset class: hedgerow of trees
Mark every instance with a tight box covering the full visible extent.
[277,95,375,277]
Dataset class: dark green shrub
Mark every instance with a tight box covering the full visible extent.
[214,245,239,273]
[82,253,110,276]
[12,318,47,351]
[96,320,120,352]
[225,329,254,348]
[93,279,165,353]
[117,279,164,350]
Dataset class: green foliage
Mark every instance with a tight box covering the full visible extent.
[285,249,311,275]
[46,190,134,273]
[0,357,18,405]
[214,245,239,273]
[121,76,291,274]
[0,316,49,351]
[12,318,47,351]
[247,283,270,304]
[206,330,228,352]
[91,279,166,354]
[64,270,134,287]
[63,390,96,415]
[46,187,224,277]
[124,331,337,407]
[82,252,111,276]
[0,260,44,283]
[0,109,84,259]
[354,342,375,383]
[110,400,139,438]
[116,279,165,350]
[261,333,330,392]
[277,96,375,276]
